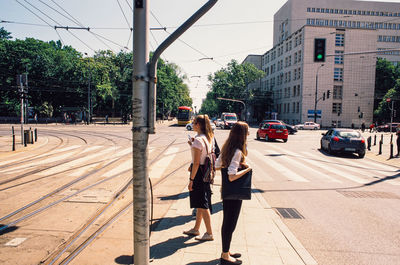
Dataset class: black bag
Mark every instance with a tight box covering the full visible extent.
[221,168,252,200]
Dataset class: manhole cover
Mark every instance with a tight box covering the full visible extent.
[274,208,304,219]
[337,191,400,199]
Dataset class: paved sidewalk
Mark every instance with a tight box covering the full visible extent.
[149,173,318,265]
[362,131,399,168]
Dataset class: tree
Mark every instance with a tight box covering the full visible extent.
[374,81,400,122]
[200,60,265,118]
[0,27,12,40]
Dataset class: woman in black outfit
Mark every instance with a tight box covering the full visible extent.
[183,114,214,241]
[215,122,252,265]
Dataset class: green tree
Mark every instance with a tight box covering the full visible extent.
[374,81,400,122]
[0,27,12,40]
[200,60,265,118]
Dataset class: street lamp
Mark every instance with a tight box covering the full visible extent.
[217,97,246,121]
[314,64,325,123]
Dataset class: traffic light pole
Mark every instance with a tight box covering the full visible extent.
[132,1,218,264]
[314,64,324,123]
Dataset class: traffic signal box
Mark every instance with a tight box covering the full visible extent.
[314,38,326,62]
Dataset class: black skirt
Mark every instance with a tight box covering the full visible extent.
[189,165,212,212]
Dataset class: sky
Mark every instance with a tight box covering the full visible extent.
[1,0,399,110]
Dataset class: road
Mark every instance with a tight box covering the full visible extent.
[0,123,399,264]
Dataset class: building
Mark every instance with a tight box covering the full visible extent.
[245,0,400,127]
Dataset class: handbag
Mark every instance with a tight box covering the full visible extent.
[221,168,252,200]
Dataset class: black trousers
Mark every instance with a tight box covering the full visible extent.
[221,199,242,253]
[397,135,400,155]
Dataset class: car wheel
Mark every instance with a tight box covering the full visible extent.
[314,127,318,130]
[186,125,192,130]
[283,138,288,143]
[265,135,269,142]
[358,150,365,158]
[256,133,260,140]
[328,144,333,154]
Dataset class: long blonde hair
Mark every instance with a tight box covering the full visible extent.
[194,114,213,143]
[220,122,248,167]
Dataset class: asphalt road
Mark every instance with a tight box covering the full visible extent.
[0,123,399,264]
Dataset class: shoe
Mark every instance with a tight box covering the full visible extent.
[220,257,242,265]
[230,253,241,258]
[195,232,214,241]
[183,228,200,236]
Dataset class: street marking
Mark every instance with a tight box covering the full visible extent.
[149,147,179,180]
[301,151,368,184]
[5,238,27,247]
[252,149,309,182]
[246,156,274,181]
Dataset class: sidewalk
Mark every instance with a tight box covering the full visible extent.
[149,173,318,265]
[362,131,399,168]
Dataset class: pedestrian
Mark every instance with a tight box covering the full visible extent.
[396,124,400,157]
[369,123,375,133]
[361,122,366,132]
[215,122,252,265]
[183,114,214,241]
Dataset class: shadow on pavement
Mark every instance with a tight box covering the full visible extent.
[187,259,220,265]
[115,254,133,264]
[0,224,18,235]
[158,192,189,201]
[150,235,203,260]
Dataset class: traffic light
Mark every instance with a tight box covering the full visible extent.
[327,90,330,99]
[314,38,326,62]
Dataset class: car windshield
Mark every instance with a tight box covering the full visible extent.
[225,116,237,121]
[337,131,360,138]
[271,125,285,129]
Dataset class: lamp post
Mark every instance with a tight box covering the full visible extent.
[217,97,246,121]
[314,64,324,123]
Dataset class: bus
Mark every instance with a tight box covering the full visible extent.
[177,106,193,126]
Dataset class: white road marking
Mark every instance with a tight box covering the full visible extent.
[149,147,179,180]
[5,238,27,247]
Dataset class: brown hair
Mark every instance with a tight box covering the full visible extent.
[194,114,213,143]
[220,121,249,167]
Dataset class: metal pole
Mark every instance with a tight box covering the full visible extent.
[133,1,150,264]
[390,100,394,134]
[314,64,324,123]
[88,63,91,125]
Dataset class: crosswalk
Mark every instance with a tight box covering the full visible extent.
[248,144,400,186]
[1,143,399,187]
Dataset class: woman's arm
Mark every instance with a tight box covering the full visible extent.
[227,149,251,182]
[228,167,251,182]
[188,147,201,191]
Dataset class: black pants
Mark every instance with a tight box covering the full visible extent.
[397,135,400,155]
[221,199,242,253]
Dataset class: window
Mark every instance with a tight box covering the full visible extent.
[333,85,343,99]
[335,51,344,64]
[296,102,299,113]
[298,51,301,62]
[332,103,342,113]
[334,68,343,81]
[335,33,345,46]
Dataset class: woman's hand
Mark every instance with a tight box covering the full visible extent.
[188,180,193,191]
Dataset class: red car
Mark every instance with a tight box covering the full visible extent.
[256,122,288,142]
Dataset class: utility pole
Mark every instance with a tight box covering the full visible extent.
[132,1,218,264]
[17,74,28,144]
[314,64,324,123]
[85,53,91,125]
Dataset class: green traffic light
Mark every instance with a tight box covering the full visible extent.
[317,54,323,59]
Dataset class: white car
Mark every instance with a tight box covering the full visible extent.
[186,121,216,131]
[295,122,320,130]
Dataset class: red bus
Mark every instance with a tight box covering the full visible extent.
[177,106,193,125]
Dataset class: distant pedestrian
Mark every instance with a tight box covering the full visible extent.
[369,123,375,133]
[361,122,366,132]
[34,113,37,124]
[215,122,252,265]
[396,124,400,157]
[105,115,109,124]
[183,114,214,241]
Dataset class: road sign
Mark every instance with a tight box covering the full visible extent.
[308,109,321,118]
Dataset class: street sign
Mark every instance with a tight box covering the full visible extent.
[308,109,321,118]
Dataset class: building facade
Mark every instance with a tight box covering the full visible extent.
[246,0,400,127]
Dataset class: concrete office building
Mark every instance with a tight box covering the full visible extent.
[245,0,400,127]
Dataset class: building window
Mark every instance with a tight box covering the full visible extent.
[336,33,345,46]
[296,102,299,113]
[298,51,301,62]
[333,85,343,99]
[334,68,343,81]
[335,51,344,64]
[332,103,342,113]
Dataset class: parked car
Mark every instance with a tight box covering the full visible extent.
[186,120,216,131]
[284,123,298,134]
[215,118,223,128]
[256,122,288,142]
[320,128,366,158]
[295,122,320,130]
[376,123,400,132]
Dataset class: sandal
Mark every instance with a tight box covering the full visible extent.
[195,232,214,241]
[183,228,200,236]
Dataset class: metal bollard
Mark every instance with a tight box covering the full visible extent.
[379,140,382,155]
[12,126,15,151]
[24,130,27,147]
[34,128,37,142]
[381,134,383,144]
[390,142,394,159]
[374,134,376,146]
[30,130,34,144]
[367,136,371,151]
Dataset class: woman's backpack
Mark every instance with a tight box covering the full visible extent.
[201,138,216,184]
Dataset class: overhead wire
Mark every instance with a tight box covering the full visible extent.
[115,0,132,50]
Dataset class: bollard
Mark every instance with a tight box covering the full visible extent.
[381,134,383,144]
[24,130,27,147]
[390,142,394,159]
[379,140,382,155]
[34,128,37,142]
[30,130,34,144]
[12,126,15,151]
[374,134,376,146]
[367,136,371,151]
